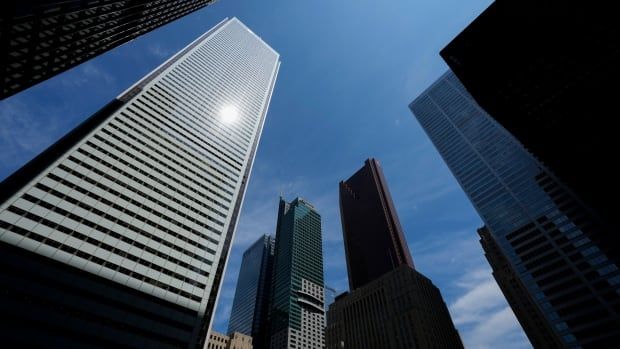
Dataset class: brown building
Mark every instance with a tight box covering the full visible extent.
[326,265,463,349]
[478,226,564,348]
[207,330,253,349]
[0,0,215,99]
[339,158,414,291]
[329,159,463,348]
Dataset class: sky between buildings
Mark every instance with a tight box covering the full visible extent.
[0,0,532,348]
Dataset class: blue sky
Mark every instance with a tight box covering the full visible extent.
[0,1,531,348]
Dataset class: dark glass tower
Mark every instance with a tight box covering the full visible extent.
[440,0,620,261]
[327,159,462,349]
[269,197,325,349]
[339,158,414,290]
[410,71,620,348]
[228,235,275,349]
[478,226,563,348]
[0,0,215,99]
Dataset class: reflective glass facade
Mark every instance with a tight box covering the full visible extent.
[270,197,325,349]
[410,71,620,348]
[228,235,275,349]
[0,18,280,348]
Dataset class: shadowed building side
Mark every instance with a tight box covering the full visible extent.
[440,0,620,266]
[478,226,564,348]
[228,235,275,349]
[410,71,620,348]
[339,158,414,291]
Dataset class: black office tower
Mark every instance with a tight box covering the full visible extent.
[441,0,620,265]
[0,0,215,99]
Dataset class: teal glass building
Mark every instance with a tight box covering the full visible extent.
[410,71,620,348]
[269,197,325,349]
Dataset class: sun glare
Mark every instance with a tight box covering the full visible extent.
[220,106,239,124]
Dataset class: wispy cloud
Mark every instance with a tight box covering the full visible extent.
[148,43,172,59]
[412,229,531,349]
[449,268,531,349]
[61,61,115,87]
[450,268,509,325]
[0,99,64,177]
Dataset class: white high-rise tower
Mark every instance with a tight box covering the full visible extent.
[0,18,279,349]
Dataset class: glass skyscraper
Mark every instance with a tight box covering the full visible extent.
[270,197,325,349]
[410,71,620,348]
[228,235,275,349]
[0,18,280,348]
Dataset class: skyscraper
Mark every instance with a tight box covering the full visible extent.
[410,71,620,348]
[339,158,414,290]
[0,17,280,348]
[228,235,275,349]
[440,0,619,259]
[0,0,216,100]
[270,197,325,349]
[478,226,563,348]
[328,159,463,349]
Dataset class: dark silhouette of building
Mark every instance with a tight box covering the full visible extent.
[478,226,564,348]
[328,159,462,349]
[228,235,275,349]
[339,158,414,290]
[410,71,620,348]
[326,265,464,349]
[0,0,215,99]
[441,0,620,266]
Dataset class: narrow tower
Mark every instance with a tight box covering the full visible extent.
[269,197,325,349]
[339,158,414,290]
[228,235,275,349]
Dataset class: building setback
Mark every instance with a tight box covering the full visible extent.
[207,330,253,349]
[328,158,463,349]
[269,197,325,349]
[339,158,414,291]
[0,18,280,348]
[440,0,620,264]
[0,0,216,100]
[326,265,463,349]
[228,235,275,349]
[410,71,620,348]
